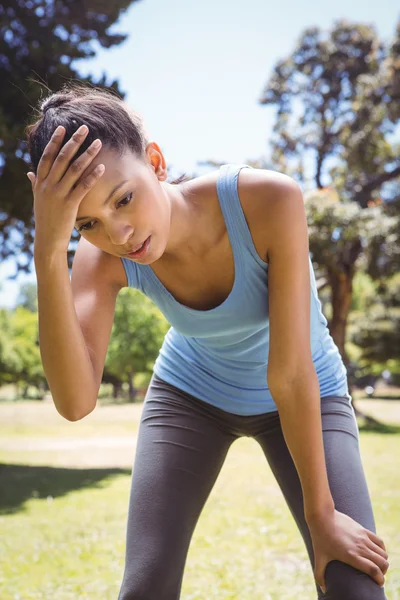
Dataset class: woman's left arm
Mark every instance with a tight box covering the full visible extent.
[264,175,334,521]
[263,175,389,592]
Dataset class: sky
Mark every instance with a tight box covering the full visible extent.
[0,0,398,308]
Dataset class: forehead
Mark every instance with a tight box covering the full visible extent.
[79,147,146,197]
[88,146,137,177]
[76,148,145,215]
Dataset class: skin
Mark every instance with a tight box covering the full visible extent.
[74,141,212,267]
[28,127,390,592]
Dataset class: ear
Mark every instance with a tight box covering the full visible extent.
[27,172,35,187]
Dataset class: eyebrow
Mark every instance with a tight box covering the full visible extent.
[75,180,130,222]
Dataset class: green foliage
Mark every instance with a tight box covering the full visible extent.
[105,288,170,394]
[0,306,44,390]
[261,19,400,208]
[0,285,170,401]
[0,0,136,271]
[1,14,399,399]
[351,272,377,312]
[350,273,400,366]
[256,18,400,381]
[305,180,398,278]
[11,307,42,378]
[0,309,20,385]
[16,281,38,313]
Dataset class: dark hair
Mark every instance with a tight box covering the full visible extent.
[25,81,190,185]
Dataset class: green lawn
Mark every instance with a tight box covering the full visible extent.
[0,395,399,599]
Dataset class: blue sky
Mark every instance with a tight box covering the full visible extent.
[0,0,398,307]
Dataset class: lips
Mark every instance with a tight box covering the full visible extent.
[125,239,146,254]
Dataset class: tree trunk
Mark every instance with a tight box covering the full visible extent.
[327,265,381,425]
[327,268,353,364]
[112,381,123,399]
[128,373,137,403]
[39,380,47,400]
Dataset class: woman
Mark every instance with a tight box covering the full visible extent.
[26,83,389,599]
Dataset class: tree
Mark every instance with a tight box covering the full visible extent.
[304,186,398,362]
[351,273,400,368]
[259,19,400,406]
[16,281,38,312]
[0,308,20,386]
[0,306,45,395]
[105,288,170,402]
[260,19,400,200]
[0,0,138,275]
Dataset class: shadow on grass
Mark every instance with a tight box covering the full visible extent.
[0,463,130,515]
[358,422,400,434]
[366,394,400,400]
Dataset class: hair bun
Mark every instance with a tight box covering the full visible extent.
[41,94,69,114]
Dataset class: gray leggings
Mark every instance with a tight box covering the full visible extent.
[118,373,387,600]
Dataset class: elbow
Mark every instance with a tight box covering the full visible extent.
[61,409,94,422]
[62,411,87,422]
[267,363,317,400]
[56,399,97,422]
[267,379,294,403]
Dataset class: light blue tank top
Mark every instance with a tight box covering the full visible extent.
[121,163,351,415]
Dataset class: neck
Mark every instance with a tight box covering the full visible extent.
[160,180,203,263]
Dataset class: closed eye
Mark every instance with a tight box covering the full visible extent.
[77,192,133,233]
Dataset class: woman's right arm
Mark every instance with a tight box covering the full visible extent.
[35,243,122,421]
[29,123,119,421]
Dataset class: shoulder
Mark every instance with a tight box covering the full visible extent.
[238,169,305,262]
[239,168,305,244]
[237,167,302,204]
[192,166,304,262]
[189,164,301,212]
[74,236,128,291]
[236,168,303,242]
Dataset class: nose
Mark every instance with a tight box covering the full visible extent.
[104,218,134,248]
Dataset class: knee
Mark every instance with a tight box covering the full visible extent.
[324,560,387,600]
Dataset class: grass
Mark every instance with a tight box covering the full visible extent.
[0,393,399,599]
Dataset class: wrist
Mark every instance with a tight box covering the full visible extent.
[34,246,68,271]
[305,502,335,525]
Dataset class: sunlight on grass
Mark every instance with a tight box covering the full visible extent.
[0,400,142,438]
[0,399,399,599]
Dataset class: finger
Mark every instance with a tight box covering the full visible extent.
[68,163,105,204]
[352,555,385,587]
[58,138,103,195]
[366,538,389,561]
[314,560,328,594]
[36,126,66,182]
[315,575,326,595]
[313,570,324,594]
[47,125,91,185]
[367,531,387,552]
[363,547,390,575]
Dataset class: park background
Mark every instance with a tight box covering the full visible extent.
[0,0,399,598]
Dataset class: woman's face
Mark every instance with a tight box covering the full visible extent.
[74,142,170,263]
